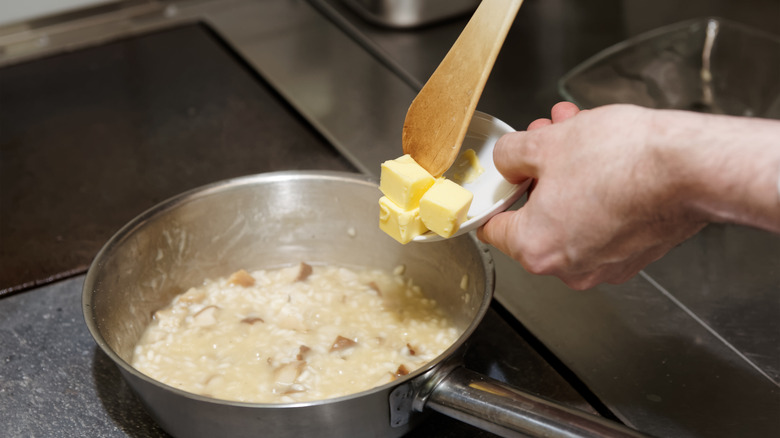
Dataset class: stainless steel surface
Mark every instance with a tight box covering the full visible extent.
[339,0,479,28]
[641,225,780,383]
[83,170,495,437]
[207,0,412,176]
[3,0,780,436]
[492,249,780,437]
[422,367,650,438]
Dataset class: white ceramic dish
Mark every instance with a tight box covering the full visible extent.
[413,112,530,242]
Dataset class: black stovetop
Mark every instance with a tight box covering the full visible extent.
[0,24,353,296]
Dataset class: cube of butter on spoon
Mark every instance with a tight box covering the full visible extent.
[419,179,473,238]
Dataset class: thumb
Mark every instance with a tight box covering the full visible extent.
[493,131,539,184]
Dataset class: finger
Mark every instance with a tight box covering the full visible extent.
[550,102,580,123]
[527,118,552,131]
[526,177,538,198]
[477,210,522,260]
[492,131,540,183]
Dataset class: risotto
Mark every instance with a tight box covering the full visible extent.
[131,263,459,403]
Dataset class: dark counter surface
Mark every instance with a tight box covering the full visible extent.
[1,0,779,436]
[0,23,353,296]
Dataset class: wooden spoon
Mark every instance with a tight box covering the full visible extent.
[402,0,523,177]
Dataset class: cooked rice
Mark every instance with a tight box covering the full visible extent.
[131,263,458,403]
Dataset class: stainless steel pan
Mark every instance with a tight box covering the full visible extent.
[83,171,649,437]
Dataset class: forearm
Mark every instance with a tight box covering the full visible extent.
[652,109,780,233]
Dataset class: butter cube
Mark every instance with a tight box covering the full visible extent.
[380,154,435,210]
[379,196,428,244]
[419,179,473,238]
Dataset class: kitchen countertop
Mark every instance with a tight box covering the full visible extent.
[1,0,779,436]
[0,17,598,437]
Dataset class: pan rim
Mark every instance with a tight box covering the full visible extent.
[82,169,495,409]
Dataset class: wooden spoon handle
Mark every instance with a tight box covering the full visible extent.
[402,0,523,177]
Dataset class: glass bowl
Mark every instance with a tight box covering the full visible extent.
[559,17,780,118]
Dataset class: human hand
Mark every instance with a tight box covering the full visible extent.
[478,102,707,290]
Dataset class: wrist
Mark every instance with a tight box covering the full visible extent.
[645,109,710,223]
[651,109,780,231]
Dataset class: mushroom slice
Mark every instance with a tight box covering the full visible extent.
[283,384,307,395]
[228,269,255,287]
[278,314,306,332]
[203,374,221,386]
[192,305,219,326]
[296,345,311,361]
[395,364,410,378]
[240,316,264,325]
[274,360,307,385]
[178,289,206,304]
[367,281,382,296]
[329,335,357,352]
[152,306,173,321]
[375,372,396,386]
[295,262,313,282]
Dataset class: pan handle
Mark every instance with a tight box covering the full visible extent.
[419,366,653,438]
